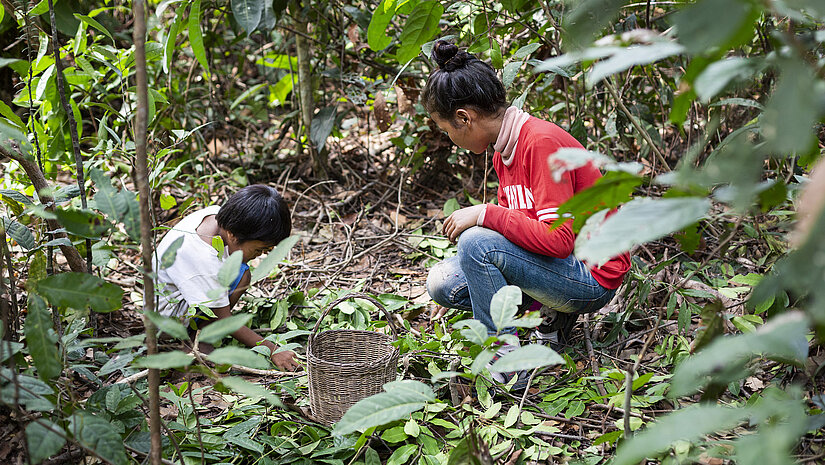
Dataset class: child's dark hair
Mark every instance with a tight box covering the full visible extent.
[216,184,291,245]
[421,40,507,123]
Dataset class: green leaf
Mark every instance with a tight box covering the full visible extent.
[53,208,110,238]
[219,376,281,406]
[0,101,25,129]
[553,171,643,233]
[160,236,184,269]
[207,346,269,369]
[68,413,129,465]
[673,0,758,55]
[26,420,66,464]
[575,197,711,266]
[442,198,460,217]
[188,0,209,73]
[762,59,823,155]
[387,444,418,465]
[453,319,489,345]
[0,189,33,206]
[612,405,750,465]
[368,0,395,51]
[502,61,523,88]
[694,57,759,102]
[504,404,520,428]
[489,285,521,331]
[310,106,337,152]
[250,235,299,283]
[2,217,36,250]
[587,41,684,87]
[73,14,114,43]
[33,273,123,313]
[333,380,435,436]
[133,350,194,369]
[24,295,62,381]
[90,169,128,222]
[671,312,809,397]
[143,311,189,340]
[163,15,183,74]
[396,1,444,64]
[211,235,225,256]
[217,250,244,287]
[563,0,625,47]
[231,0,264,33]
[227,435,264,453]
[159,193,177,210]
[198,314,253,344]
[489,344,564,372]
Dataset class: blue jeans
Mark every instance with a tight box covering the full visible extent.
[426,227,615,334]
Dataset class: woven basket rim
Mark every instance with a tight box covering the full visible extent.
[307,329,398,368]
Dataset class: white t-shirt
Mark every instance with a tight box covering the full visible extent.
[154,205,230,318]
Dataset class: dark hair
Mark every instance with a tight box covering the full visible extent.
[421,40,507,123]
[216,184,291,245]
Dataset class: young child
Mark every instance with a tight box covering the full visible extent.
[422,41,631,386]
[154,184,299,371]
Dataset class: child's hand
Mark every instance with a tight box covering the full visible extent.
[443,204,486,243]
[270,350,299,371]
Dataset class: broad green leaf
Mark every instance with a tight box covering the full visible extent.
[231,0,264,33]
[0,101,25,128]
[694,57,759,102]
[778,0,825,20]
[90,169,128,221]
[387,444,418,465]
[504,404,520,428]
[0,119,32,154]
[198,314,253,344]
[513,43,541,59]
[334,380,435,436]
[553,171,643,233]
[404,418,420,437]
[673,0,758,55]
[671,312,809,397]
[26,421,66,463]
[256,53,298,69]
[52,208,110,238]
[74,14,114,43]
[133,350,194,369]
[442,198,460,217]
[1,217,35,250]
[250,235,299,283]
[396,1,443,64]
[471,348,496,375]
[227,435,264,453]
[612,405,750,465]
[159,193,176,210]
[489,285,521,331]
[563,0,624,47]
[116,188,140,241]
[762,59,823,155]
[68,413,129,465]
[24,295,62,381]
[207,346,269,369]
[0,372,54,411]
[219,376,281,405]
[502,61,522,88]
[160,236,184,269]
[217,250,244,287]
[489,344,564,372]
[33,273,123,313]
[576,197,711,266]
[453,319,489,345]
[310,106,337,152]
[188,0,209,73]
[368,0,395,51]
[163,15,183,74]
[0,189,33,206]
[143,311,189,340]
[587,41,684,87]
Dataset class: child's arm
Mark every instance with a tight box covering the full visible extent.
[208,270,300,371]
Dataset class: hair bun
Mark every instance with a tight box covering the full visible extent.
[432,40,468,71]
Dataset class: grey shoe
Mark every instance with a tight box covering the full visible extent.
[531,306,577,351]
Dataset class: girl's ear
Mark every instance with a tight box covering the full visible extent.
[455,108,471,125]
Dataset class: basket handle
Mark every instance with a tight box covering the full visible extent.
[311,293,399,340]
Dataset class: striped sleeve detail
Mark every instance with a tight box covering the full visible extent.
[536,207,558,222]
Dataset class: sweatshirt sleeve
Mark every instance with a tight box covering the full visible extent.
[482,135,579,258]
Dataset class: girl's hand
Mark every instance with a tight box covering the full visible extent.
[270,350,299,371]
[443,204,487,243]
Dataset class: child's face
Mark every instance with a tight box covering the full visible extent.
[229,237,275,263]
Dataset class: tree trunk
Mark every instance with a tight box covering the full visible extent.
[132,2,163,464]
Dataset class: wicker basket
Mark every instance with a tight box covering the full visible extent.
[307,293,399,425]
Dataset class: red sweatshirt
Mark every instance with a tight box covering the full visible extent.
[481,117,630,289]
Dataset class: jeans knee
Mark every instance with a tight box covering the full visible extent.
[456,227,501,263]
[427,261,458,307]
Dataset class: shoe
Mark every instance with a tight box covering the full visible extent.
[487,344,530,392]
[531,306,578,352]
